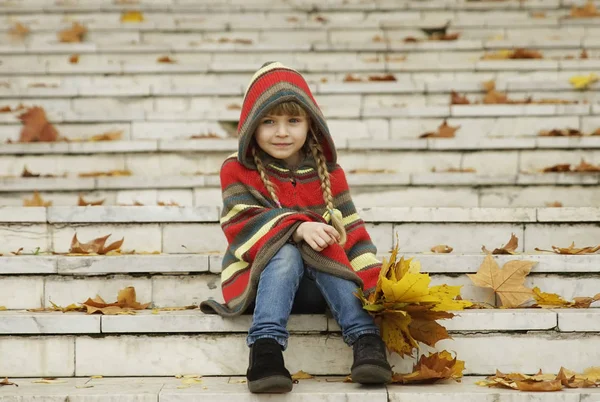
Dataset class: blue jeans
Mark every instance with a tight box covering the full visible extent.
[246,244,380,350]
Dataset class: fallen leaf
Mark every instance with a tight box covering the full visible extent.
[569,1,600,18]
[314,15,329,23]
[535,241,600,255]
[58,22,87,43]
[431,245,453,253]
[368,74,397,82]
[539,128,583,137]
[78,170,132,177]
[404,36,419,43]
[69,233,124,255]
[121,11,145,23]
[482,48,543,60]
[24,191,52,207]
[81,286,150,315]
[467,254,535,307]
[18,107,60,142]
[391,350,464,384]
[33,378,68,384]
[9,23,29,39]
[531,11,546,18]
[545,201,563,207]
[11,248,24,255]
[0,377,18,387]
[432,167,477,173]
[450,91,470,105]
[69,54,79,64]
[569,73,599,90]
[542,163,571,173]
[482,233,519,255]
[573,159,600,172]
[226,104,241,110]
[580,49,589,59]
[420,120,460,138]
[157,56,176,63]
[532,287,572,308]
[515,379,563,392]
[78,195,105,206]
[0,306,6,311]
[89,130,123,141]
[291,370,314,380]
[343,74,362,82]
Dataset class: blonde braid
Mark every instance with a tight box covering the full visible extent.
[252,146,281,208]
[308,129,347,247]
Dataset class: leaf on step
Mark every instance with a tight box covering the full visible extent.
[532,287,572,308]
[78,170,132,177]
[432,167,477,173]
[157,200,180,206]
[226,103,241,110]
[545,201,563,207]
[157,56,176,64]
[368,74,397,82]
[573,159,600,172]
[538,128,583,136]
[450,90,470,105]
[515,379,563,392]
[431,245,453,253]
[121,11,145,23]
[78,194,105,206]
[482,48,543,60]
[569,73,599,90]
[343,74,362,82]
[18,106,60,142]
[11,248,23,255]
[430,32,460,41]
[556,366,597,388]
[69,233,124,255]
[467,255,535,308]
[24,191,52,207]
[0,377,18,387]
[49,300,86,313]
[569,1,600,18]
[58,22,87,43]
[535,241,600,255]
[531,11,546,18]
[0,306,6,311]
[291,370,314,380]
[482,233,519,255]
[32,378,68,384]
[542,163,572,173]
[82,286,150,315]
[69,54,79,64]
[89,130,123,141]
[419,120,459,138]
[9,23,29,39]
[391,350,464,384]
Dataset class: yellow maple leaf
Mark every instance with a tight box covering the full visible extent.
[569,73,598,90]
[376,312,416,357]
[467,255,535,307]
[532,287,571,308]
[381,273,439,304]
[429,284,473,311]
[121,11,144,23]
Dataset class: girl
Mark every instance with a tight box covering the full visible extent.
[200,61,391,393]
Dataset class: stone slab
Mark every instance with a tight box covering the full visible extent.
[57,254,209,275]
[0,311,100,334]
[0,256,56,274]
[557,310,600,332]
[0,336,74,377]
[47,206,219,223]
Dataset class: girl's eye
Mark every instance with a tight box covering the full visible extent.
[262,119,273,124]
[289,118,300,123]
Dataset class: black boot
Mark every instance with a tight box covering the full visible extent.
[247,338,293,393]
[350,334,392,384]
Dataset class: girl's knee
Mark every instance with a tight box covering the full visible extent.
[264,244,304,278]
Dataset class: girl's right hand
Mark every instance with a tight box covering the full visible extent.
[297,222,341,252]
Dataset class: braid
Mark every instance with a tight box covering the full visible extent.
[252,146,281,208]
[308,129,347,247]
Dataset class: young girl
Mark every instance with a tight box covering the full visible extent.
[200,61,391,393]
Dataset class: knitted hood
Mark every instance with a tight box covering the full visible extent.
[237,61,338,170]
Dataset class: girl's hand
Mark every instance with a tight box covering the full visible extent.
[296,222,341,252]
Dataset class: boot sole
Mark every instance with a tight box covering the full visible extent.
[351,364,392,384]
[248,375,293,393]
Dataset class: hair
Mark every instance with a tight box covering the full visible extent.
[250,101,347,247]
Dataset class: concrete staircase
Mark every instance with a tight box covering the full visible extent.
[1,0,600,400]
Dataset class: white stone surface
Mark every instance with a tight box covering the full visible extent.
[152,275,223,307]
[0,224,48,254]
[0,311,100,334]
[359,207,536,223]
[47,206,218,223]
[162,223,228,253]
[57,254,209,275]
[524,224,600,253]
[0,276,44,309]
[537,207,600,222]
[558,310,600,332]
[0,336,74,377]
[0,256,56,274]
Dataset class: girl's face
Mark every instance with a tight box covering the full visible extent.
[255,113,309,168]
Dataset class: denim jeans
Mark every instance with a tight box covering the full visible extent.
[246,243,380,350]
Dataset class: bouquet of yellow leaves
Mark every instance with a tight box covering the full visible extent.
[357,238,472,358]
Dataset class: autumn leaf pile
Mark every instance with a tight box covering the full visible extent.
[477,367,600,391]
[357,239,472,358]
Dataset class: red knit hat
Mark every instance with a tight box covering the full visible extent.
[237,61,338,170]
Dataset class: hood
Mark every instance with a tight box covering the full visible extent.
[236,61,338,171]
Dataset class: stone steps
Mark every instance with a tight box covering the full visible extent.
[0,376,598,402]
[0,310,599,377]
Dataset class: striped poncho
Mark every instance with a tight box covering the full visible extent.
[199,61,383,316]
[199,152,382,316]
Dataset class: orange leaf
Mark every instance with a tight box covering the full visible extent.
[157,56,176,64]
[431,245,453,253]
[392,350,464,384]
[408,319,451,348]
[482,233,519,255]
[0,377,18,387]
[570,1,600,18]
[78,195,105,206]
[542,163,571,173]
[58,22,87,43]
[69,54,79,64]
[450,91,470,105]
[18,107,60,143]
[420,120,459,138]
[515,379,562,392]
[535,241,600,255]
[23,191,52,207]
[9,23,29,39]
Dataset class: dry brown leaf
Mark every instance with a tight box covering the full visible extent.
[531,11,546,18]
[467,254,535,307]
[89,130,123,141]
[431,245,453,253]
[368,74,397,82]
[9,23,29,39]
[314,15,329,23]
[226,103,241,110]
[23,191,52,207]
[69,233,124,255]
[82,286,150,315]
[157,200,180,206]
[482,233,519,255]
[11,247,24,255]
[404,36,419,43]
[343,74,362,82]
[69,54,79,64]
[420,120,460,138]
[581,49,589,59]
[545,201,563,207]
[157,56,176,63]
[391,350,464,384]
[22,166,39,177]
[539,128,583,137]
[482,48,543,60]
[515,379,563,392]
[18,107,60,143]
[0,377,18,387]
[569,1,600,18]
[78,170,132,177]
[542,163,572,173]
[535,241,600,255]
[573,159,600,172]
[78,194,105,206]
[450,90,470,105]
[432,167,477,173]
[58,22,87,43]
